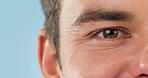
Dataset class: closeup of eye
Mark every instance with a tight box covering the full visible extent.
[88,26,132,49]
[96,29,124,41]
[93,27,131,41]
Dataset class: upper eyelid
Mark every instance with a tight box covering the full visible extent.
[86,26,131,38]
[97,26,130,33]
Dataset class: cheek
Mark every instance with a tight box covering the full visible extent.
[69,49,133,78]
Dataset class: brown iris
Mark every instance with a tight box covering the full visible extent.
[103,29,118,38]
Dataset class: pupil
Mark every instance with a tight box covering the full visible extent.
[103,29,118,38]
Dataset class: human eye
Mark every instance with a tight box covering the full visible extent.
[88,26,132,49]
[94,27,131,40]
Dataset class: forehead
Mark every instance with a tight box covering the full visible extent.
[61,0,148,8]
[60,0,148,29]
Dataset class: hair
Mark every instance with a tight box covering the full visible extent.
[41,0,62,68]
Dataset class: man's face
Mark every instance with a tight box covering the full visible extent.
[58,0,148,78]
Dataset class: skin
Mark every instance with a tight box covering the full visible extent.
[38,0,148,78]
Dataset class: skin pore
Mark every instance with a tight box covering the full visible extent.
[38,0,148,78]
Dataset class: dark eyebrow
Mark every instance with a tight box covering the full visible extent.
[74,10,135,25]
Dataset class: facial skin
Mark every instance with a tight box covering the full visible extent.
[38,0,148,78]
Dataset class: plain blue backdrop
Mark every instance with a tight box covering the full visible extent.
[0,0,44,78]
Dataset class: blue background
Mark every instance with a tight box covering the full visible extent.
[0,0,44,78]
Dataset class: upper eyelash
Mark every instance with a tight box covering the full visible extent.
[88,26,131,38]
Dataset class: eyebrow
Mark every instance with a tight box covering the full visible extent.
[74,10,135,26]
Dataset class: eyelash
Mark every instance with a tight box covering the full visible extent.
[88,26,131,40]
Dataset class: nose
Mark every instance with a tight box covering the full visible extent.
[127,46,148,78]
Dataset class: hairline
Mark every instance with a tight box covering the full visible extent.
[41,0,62,69]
